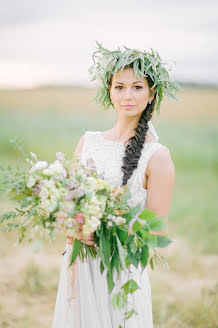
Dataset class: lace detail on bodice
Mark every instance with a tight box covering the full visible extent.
[80,130,170,226]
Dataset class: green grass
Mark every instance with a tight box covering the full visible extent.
[0,110,217,253]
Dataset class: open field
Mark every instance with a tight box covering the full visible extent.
[0,86,217,327]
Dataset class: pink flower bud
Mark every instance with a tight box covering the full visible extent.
[75,213,85,225]
[33,185,40,194]
[56,215,65,225]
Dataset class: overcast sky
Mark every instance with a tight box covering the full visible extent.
[0,0,217,88]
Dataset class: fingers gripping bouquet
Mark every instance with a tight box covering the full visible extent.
[0,140,172,327]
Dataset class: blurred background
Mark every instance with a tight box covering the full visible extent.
[0,1,217,327]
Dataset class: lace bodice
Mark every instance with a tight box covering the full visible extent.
[80,129,170,226]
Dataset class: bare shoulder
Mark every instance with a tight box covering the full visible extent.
[74,134,86,157]
[147,146,175,178]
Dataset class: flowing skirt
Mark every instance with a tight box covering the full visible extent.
[52,243,154,328]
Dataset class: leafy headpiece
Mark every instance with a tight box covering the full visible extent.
[88,41,182,114]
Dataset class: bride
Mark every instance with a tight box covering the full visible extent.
[52,42,179,328]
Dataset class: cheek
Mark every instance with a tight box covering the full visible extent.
[136,90,149,104]
[110,90,122,102]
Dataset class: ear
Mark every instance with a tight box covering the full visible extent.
[149,87,156,102]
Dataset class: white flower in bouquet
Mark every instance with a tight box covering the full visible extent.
[30,152,38,162]
[86,176,98,190]
[38,199,51,218]
[27,175,36,188]
[107,214,126,225]
[66,217,74,228]
[56,151,65,163]
[61,202,75,215]
[43,160,67,180]
[83,216,101,235]
[29,161,48,174]
[72,185,86,198]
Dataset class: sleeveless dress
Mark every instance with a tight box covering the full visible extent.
[52,121,170,328]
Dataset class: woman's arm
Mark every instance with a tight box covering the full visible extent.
[73,135,85,158]
[145,148,175,236]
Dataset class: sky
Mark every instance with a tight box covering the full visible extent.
[0,0,217,88]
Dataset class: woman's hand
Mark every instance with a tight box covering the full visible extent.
[66,231,95,246]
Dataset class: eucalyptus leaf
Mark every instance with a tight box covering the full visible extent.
[70,239,82,266]
[157,236,172,248]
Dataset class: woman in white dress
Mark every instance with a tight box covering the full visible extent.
[52,42,180,328]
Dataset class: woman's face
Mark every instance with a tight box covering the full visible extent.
[109,67,155,117]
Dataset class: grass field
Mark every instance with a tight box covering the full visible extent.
[0,86,217,327]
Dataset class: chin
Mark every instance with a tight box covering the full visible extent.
[120,108,142,117]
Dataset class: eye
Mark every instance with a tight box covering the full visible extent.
[115,86,123,90]
[134,86,142,90]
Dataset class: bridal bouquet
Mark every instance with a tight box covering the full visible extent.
[0,138,172,327]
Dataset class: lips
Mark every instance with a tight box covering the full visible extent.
[122,105,134,108]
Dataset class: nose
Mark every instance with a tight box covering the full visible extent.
[123,88,133,100]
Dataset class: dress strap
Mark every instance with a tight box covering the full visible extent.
[148,121,159,142]
[136,142,170,189]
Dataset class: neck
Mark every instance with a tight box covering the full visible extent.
[113,113,141,141]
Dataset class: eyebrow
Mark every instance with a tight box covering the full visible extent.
[114,81,144,84]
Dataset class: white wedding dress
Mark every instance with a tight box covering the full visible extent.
[52,121,170,328]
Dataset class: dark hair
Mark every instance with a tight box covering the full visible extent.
[109,64,157,186]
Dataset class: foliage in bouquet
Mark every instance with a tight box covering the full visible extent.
[0,137,172,327]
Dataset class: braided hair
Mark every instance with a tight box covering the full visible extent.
[109,64,157,187]
[121,91,156,186]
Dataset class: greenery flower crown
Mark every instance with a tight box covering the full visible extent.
[88,41,182,115]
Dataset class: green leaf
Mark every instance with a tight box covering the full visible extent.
[69,239,82,266]
[129,279,140,293]
[124,309,134,320]
[125,255,131,269]
[150,257,154,270]
[112,293,118,309]
[157,236,172,248]
[100,260,105,274]
[135,236,145,248]
[107,269,115,293]
[127,252,139,268]
[124,309,138,320]
[122,279,140,295]
[117,293,125,309]
[121,280,130,294]
[148,218,167,232]
[123,204,141,224]
[135,249,141,260]
[18,226,26,243]
[28,208,38,217]
[130,239,138,254]
[146,235,157,249]
[0,211,17,222]
[132,220,143,233]
[116,235,126,270]
[139,227,150,241]
[140,245,149,268]
[138,209,156,221]
[100,225,111,269]
[116,226,128,244]
[111,251,120,278]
